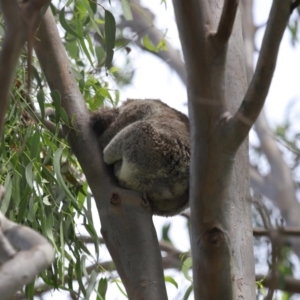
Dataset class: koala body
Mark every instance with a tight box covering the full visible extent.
[90,99,190,216]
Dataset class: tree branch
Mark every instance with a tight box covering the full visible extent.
[33,9,168,299]
[172,0,212,94]
[254,227,300,237]
[0,211,54,300]
[232,0,291,144]
[0,0,26,135]
[213,0,239,46]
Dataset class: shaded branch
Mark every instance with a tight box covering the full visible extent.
[253,227,300,237]
[0,0,26,135]
[232,0,291,145]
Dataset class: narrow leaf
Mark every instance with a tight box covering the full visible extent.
[104,10,116,68]
[53,148,78,208]
[59,7,81,39]
[164,276,178,288]
[97,278,107,300]
[25,162,33,189]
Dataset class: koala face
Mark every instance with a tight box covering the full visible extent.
[90,99,190,216]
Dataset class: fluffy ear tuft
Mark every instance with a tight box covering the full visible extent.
[90,107,119,136]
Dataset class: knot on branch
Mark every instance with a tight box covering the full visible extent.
[206,227,225,247]
[110,192,121,205]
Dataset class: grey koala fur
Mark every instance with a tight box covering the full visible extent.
[90,99,190,216]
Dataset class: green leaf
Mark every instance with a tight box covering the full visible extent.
[30,130,41,160]
[53,148,78,209]
[59,7,81,39]
[183,285,193,300]
[25,162,33,189]
[85,270,98,300]
[67,261,74,290]
[121,0,133,21]
[89,0,97,14]
[1,175,12,214]
[113,279,127,297]
[75,256,86,295]
[59,221,65,281]
[104,10,116,69]
[162,222,172,243]
[182,257,193,281]
[95,46,105,66]
[37,89,45,120]
[25,281,35,299]
[59,107,69,126]
[76,19,93,66]
[142,34,158,52]
[97,278,108,300]
[51,90,61,123]
[164,276,178,288]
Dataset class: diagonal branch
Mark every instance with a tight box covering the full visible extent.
[0,0,26,135]
[213,0,239,47]
[231,0,291,146]
[33,9,168,300]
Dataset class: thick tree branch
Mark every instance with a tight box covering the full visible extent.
[172,0,212,96]
[232,0,291,144]
[214,0,239,46]
[33,9,168,299]
[173,0,255,298]
[0,0,26,135]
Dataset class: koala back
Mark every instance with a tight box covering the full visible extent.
[91,99,190,216]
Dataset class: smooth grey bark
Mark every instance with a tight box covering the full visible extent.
[172,0,290,298]
[33,9,167,300]
[172,0,255,298]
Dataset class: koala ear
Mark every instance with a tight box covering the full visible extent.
[90,107,119,136]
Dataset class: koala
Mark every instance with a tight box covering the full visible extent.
[90,99,190,216]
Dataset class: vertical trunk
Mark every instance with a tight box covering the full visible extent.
[222,7,256,298]
[173,0,256,298]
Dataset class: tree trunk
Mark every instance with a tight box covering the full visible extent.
[173,0,289,298]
